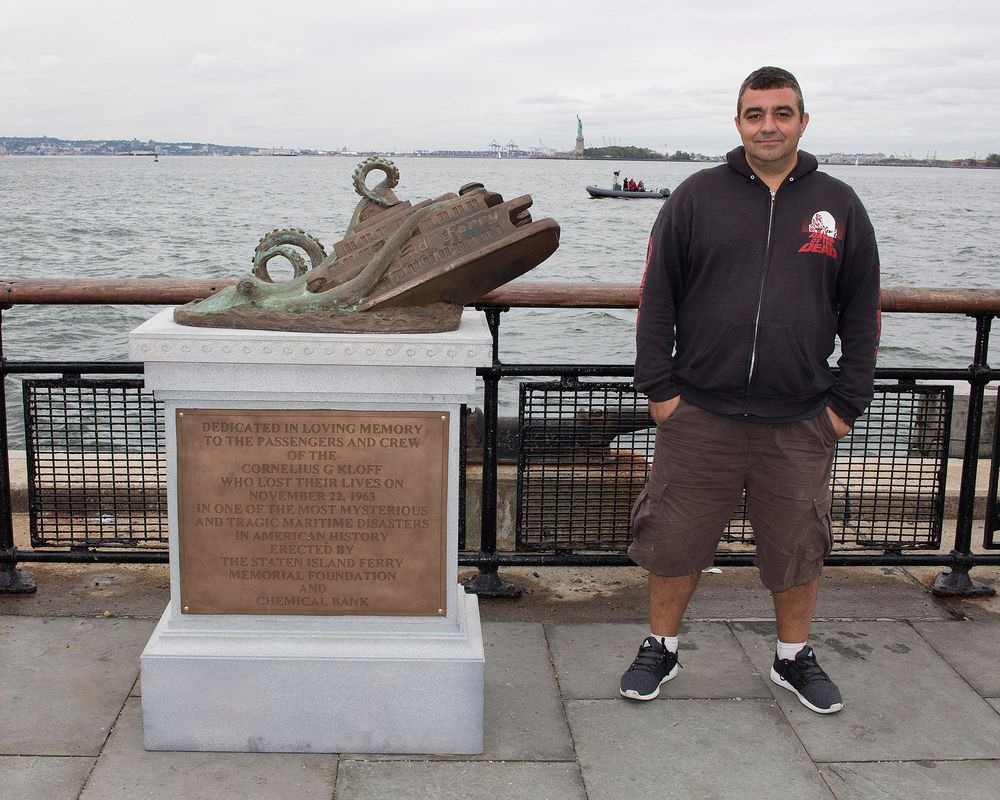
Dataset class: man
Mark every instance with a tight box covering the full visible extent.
[620,66,880,714]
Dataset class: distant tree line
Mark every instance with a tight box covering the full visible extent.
[582,145,711,162]
[0,136,259,156]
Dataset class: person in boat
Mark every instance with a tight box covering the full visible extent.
[613,171,622,191]
[619,66,880,715]
[637,180,645,191]
[627,179,638,191]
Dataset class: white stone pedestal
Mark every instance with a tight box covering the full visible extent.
[130,308,492,754]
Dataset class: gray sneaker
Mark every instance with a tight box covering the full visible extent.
[770,646,843,714]
[619,636,681,701]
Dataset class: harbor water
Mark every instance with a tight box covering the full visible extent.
[1,155,998,438]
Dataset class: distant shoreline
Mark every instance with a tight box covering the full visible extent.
[1,137,997,169]
[2,153,997,169]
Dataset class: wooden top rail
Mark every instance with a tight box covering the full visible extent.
[2,278,1000,314]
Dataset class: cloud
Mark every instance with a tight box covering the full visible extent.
[1,0,999,158]
[185,52,268,80]
[519,93,580,106]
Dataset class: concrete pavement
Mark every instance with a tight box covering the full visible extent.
[0,559,998,800]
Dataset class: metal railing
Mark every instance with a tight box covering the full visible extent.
[1,278,999,598]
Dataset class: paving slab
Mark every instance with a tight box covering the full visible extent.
[0,755,94,800]
[987,698,1000,713]
[80,699,337,800]
[335,760,586,800]
[911,619,1000,695]
[470,565,960,625]
[479,622,574,760]
[906,564,1000,621]
[546,621,769,700]
[0,616,153,756]
[813,567,950,619]
[472,559,1000,629]
[0,562,170,620]
[342,622,573,760]
[679,567,950,622]
[567,697,833,800]
[819,760,1000,799]
[732,620,1000,762]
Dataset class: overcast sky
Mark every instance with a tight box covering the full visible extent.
[3,1,998,159]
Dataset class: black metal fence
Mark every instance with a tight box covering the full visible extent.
[515,379,952,553]
[988,386,1000,550]
[23,377,167,549]
[1,282,999,598]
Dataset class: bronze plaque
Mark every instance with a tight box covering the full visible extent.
[176,409,449,616]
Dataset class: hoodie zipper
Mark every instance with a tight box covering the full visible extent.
[745,187,777,414]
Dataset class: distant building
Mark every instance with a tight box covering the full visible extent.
[816,152,887,166]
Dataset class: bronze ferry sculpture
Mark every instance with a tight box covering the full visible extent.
[173,157,560,334]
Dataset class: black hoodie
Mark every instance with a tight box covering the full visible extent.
[635,147,880,425]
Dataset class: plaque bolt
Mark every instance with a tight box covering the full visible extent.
[183,606,189,612]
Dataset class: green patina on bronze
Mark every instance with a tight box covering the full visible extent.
[173,157,560,333]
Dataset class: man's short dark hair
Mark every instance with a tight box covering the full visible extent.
[738,66,805,117]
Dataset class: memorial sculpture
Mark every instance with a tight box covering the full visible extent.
[135,156,560,752]
[173,157,561,333]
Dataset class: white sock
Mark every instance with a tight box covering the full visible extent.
[776,640,807,661]
[649,633,679,653]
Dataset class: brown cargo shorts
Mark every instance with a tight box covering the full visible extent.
[628,399,837,593]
